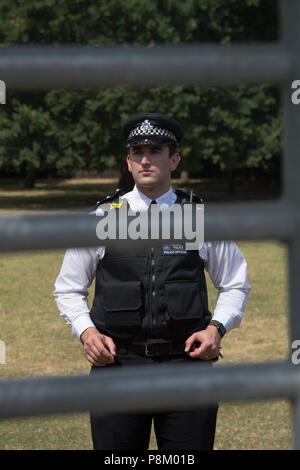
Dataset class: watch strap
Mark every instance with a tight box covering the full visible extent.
[209,320,226,338]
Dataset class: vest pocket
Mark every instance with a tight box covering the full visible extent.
[164,281,203,322]
[103,281,142,328]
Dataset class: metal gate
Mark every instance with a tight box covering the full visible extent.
[0,0,299,449]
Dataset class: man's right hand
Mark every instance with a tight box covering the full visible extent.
[80,327,116,366]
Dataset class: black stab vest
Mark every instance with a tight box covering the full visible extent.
[90,190,211,344]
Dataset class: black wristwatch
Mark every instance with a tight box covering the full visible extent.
[209,320,226,338]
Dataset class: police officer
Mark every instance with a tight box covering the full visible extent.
[54,113,250,450]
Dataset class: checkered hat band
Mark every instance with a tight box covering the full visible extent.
[128,124,177,142]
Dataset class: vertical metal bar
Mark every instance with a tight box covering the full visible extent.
[281,0,300,346]
[281,0,300,449]
[292,397,300,450]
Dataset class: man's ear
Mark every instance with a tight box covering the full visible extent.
[126,154,132,173]
[170,153,181,172]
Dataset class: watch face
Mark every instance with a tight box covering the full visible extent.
[219,325,226,337]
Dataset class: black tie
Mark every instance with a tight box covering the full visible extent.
[149,200,157,214]
[148,201,157,239]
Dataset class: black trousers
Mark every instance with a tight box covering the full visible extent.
[90,353,218,450]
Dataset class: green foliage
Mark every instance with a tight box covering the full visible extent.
[0,0,280,185]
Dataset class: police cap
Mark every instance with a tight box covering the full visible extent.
[121,113,184,148]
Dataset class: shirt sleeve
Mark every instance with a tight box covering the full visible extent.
[199,241,251,333]
[53,246,104,341]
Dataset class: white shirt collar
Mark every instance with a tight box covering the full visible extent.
[122,185,177,210]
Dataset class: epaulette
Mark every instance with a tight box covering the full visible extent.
[92,188,127,211]
[175,188,204,204]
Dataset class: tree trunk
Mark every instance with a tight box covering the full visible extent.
[24,162,36,189]
[118,159,134,192]
[227,167,235,194]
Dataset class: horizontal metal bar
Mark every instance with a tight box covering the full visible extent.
[0,44,290,90]
[0,200,293,252]
[205,198,294,242]
[0,362,297,419]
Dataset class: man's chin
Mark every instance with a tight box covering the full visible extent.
[137,175,157,187]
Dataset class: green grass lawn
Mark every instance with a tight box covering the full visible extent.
[0,178,292,450]
[0,241,291,450]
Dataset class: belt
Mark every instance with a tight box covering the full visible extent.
[116,341,186,357]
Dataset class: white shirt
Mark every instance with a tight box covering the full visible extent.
[54,186,250,340]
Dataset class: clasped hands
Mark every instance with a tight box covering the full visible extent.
[80,325,222,366]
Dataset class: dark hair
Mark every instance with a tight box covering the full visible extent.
[128,144,178,156]
[168,144,177,157]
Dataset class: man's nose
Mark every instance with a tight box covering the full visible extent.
[140,155,151,165]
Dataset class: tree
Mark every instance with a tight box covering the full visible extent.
[0,0,280,189]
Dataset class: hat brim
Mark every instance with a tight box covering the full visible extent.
[127,135,177,147]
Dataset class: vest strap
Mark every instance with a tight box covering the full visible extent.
[93,187,127,211]
[174,188,204,204]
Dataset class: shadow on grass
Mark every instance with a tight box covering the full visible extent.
[0,177,281,211]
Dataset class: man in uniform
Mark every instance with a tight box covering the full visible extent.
[54,113,250,450]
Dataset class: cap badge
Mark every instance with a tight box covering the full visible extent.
[140,120,152,133]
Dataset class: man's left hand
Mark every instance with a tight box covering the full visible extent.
[184,325,222,360]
